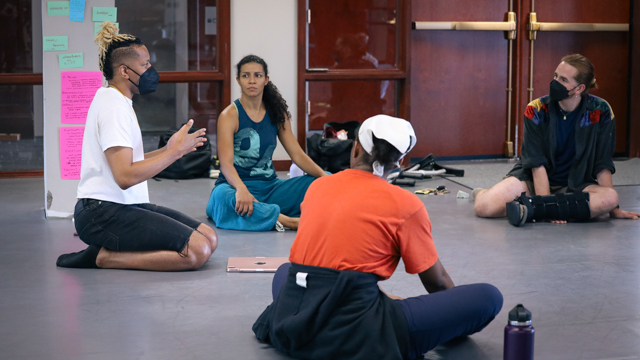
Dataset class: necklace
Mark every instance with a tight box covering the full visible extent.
[108,85,139,125]
[559,107,570,120]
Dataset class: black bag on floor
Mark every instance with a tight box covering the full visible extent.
[155,126,212,179]
[307,134,353,174]
[307,121,361,174]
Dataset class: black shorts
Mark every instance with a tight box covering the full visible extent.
[74,199,202,254]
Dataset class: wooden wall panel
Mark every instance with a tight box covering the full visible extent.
[526,1,631,155]
[410,1,511,157]
[629,0,639,158]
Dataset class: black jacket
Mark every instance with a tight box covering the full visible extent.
[508,94,616,191]
[253,263,410,360]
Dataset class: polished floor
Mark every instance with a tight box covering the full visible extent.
[1,174,639,360]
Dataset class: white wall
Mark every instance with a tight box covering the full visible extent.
[230,0,297,161]
[42,0,114,218]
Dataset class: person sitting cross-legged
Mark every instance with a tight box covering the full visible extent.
[474,54,640,226]
[253,115,503,360]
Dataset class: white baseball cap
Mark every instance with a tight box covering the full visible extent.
[358,114,417,176]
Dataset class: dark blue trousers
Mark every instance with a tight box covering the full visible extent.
[272,263,502,359]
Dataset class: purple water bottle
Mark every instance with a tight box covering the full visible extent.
[504,304,534,360]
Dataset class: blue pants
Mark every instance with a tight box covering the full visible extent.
[272,263,503,359]
[206,175,316,231]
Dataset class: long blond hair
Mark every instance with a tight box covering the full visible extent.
[94,21,142,80]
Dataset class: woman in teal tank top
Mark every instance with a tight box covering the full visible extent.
[206,55,327,231]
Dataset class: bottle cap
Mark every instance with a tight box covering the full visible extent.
[508,304,532,324]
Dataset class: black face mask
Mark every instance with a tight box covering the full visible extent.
[126,66,159,95]
[549,79,578,102]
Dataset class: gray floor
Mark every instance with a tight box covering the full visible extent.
[1,172,640,360]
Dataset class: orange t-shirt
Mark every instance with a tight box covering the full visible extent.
[289,169,438,280]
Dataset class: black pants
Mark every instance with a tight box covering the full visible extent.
[74,199,202,253]
[272,263,503,359]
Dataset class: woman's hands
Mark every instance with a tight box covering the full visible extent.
[235,186,258,216]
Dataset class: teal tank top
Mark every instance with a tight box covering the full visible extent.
[216,99,279,184]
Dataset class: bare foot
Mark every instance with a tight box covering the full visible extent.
[95,247,110,268]
[278,214,300,230]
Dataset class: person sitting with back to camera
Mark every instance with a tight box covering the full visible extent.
[56,22,217,270]
[474,54,640,226]
[253,115,503,360]
[206,55,327,232]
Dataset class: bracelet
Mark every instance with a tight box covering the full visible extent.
[616,204,620,209]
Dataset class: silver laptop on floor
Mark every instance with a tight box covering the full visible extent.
[226,257,289,273]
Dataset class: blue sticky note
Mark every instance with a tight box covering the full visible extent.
[95,22,119,36]
[92,7,117,22]
[69,0,85,22]
[44,36,68,51]
[47,1,70,16]
[58,53,84,69]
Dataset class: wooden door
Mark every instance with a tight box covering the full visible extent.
[410,0,632,158]
[297,0,411,149]
[411,1,512,158]
[518,0,630,156]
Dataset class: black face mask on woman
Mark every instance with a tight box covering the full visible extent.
[126,66,159,95]
[549,79,578,102]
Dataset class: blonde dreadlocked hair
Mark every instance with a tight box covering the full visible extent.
[95,21,143,80]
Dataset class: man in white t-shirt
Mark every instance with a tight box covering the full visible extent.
[57,23,217,270]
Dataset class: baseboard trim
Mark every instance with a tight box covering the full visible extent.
[273,160,292,171]
[0,170,44,179]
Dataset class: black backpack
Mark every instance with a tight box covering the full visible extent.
[155,126,212,179]
[307,121,361,174]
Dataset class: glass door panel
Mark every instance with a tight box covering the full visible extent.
[308,0,398,70]
[307,80,396,130]
[116,0,219,71]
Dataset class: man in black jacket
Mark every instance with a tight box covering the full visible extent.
[474,54,639,226]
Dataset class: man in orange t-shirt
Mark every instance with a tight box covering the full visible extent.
[290,168,438,280]
[253,115,503,360]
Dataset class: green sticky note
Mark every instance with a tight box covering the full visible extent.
[58,53,84,69]
[43,36,68,51]
[47,1,70,16]
[95,22,119,36]
[92,7,117,22]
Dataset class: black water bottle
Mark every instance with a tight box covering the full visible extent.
[503,304,534,360]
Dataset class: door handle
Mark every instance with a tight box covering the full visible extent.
[413,12,517,39]
[528,12,629,40]
[413,12,516,40]
[412,20,515,31]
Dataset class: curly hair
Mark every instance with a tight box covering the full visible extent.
[95,21,144,80]
[236,55,290,130]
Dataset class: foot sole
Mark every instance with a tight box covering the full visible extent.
[506,201,527,227]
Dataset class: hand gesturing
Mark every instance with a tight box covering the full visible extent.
[166,119,207,158]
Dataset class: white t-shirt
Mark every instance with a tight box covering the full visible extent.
[77,87,149,204]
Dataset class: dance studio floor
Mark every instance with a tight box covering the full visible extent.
[1,171,639,360]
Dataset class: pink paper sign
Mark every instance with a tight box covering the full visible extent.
[61,71,103,124]
[60,126,85,179]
